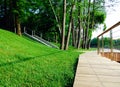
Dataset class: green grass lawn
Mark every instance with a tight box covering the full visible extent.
[0,29,82,87]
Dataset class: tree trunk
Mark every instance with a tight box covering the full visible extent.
[48,0,62,35]
[82,0,87,49]
[77,0,82,49]
[72,19,76,46]
[9,0,15,32]
[82,28,85,49]
[60,0,66,50]
[75,28,78,47]
[87,38,91,49]
[65,1,75,50]
[84,0,91,49]
[15,15,22,36]
[91,0,95,30]
[87,0,95,49]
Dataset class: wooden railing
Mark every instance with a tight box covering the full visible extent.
[97,21,120,62]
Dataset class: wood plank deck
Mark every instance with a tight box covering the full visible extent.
[73,51,120,87]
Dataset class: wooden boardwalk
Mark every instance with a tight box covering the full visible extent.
[73,51,120,87]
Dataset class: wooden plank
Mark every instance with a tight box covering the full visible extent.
[100,52,120,62]
[73,51,120,87]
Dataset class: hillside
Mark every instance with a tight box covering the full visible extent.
[0,29,81,87]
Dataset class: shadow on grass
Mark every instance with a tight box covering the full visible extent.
[69,57,79,87]
[0,51,80,87]
[0,51,61,67]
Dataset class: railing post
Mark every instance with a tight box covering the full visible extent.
[102,35,104,56]
[32,30,35,36]
[97,21,120,60]
[40,33,42,38]
[32,31,33,36]
[97,37,100,54]
[110,30,113,59]
[110,30,113,53]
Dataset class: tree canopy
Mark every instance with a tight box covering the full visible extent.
[0,0,107,49]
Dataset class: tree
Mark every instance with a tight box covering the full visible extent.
[84,0,91,49]
[81,0,106,49]
[0,0,15,31]
[61,0,66,50]
[0,0,107,50]
[48,0,62,35]
[12,0,30,36]
[76,0,82,49]
[65,0,76,50]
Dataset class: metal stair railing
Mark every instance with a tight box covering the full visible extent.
[33,35,59,49]
[23,28,59,49]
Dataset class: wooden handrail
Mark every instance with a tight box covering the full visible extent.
[97,21,120,38]
[97,21,120,55]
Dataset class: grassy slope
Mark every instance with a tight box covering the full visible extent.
[0,29,81,87]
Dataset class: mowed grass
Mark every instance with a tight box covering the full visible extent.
[0,29,81,87]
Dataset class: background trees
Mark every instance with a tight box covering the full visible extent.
[0,0,106,50]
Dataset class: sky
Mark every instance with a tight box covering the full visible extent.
[92,0,120,39]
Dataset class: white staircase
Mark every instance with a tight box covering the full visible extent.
[23,29,59,49]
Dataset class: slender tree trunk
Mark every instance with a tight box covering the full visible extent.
[87,0,95,49]
[82,1,86,49]
[91,0,95,30]
[87,38,91,49]
[72,19,76,46]
[82,28,85,48]
[77,0,82,49]
[15,15,21,36]
[12,0,21,36]
[9,0,15,32]
[65,1,75,50]
[48,0,62,35]
[61,0,66,50]
[75,28,78,47]
[85,0,91,49]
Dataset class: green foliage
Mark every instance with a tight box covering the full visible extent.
[24,0,57,40]
[91,38,98,47]
[103,23,107,31]
[96,37,120,50]
[103,37,110,48]
[113,39,120,49]
[12,0,29,19]
[0,0,107,49]
[88,29,93,38]
[0,29,81,86]
[97,37,111,48]
[94,11,106,24]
